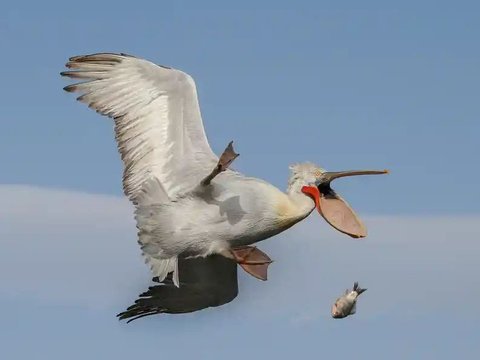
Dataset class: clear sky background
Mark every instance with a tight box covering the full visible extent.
[1,1,479,359]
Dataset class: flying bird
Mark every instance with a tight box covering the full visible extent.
[61,53,388,321]
[331,282,367,319]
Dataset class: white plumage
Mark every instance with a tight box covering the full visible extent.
[64,53,217,203]
[63,53,223,285]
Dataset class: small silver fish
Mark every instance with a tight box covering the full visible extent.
[331,282,367,319]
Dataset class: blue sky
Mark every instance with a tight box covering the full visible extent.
[1,1,479,359]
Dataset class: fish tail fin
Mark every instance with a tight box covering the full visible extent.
[353,282,367,296]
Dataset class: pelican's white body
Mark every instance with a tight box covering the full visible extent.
[136,172,315,269]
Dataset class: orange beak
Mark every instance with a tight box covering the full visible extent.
[302,169,389,238]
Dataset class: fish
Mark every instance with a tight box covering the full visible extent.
[331,282,367,319]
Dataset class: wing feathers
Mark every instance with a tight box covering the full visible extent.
[62,53,217,202]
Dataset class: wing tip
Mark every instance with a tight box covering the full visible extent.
[60,71,86,79]
[62,83,78,93]
[68,53,125,62]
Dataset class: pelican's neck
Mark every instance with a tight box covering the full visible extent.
[270,179,315,229]
[286,182,316,219]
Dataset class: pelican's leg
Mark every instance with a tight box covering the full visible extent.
[225,246,273,281]
[201,141,239,186]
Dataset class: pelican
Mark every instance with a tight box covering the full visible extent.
[61,53,388,322]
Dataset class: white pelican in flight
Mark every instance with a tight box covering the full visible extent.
[61,53,388,322]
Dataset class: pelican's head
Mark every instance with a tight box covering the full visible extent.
[288,163,388,238]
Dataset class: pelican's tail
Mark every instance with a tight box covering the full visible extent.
[117,255,238,323]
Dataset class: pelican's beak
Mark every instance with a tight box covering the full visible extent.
[302,169,389,238]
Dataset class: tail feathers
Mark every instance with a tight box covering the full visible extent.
[117,254,238,323]
[148,257,179,287]
[353,282,367,296]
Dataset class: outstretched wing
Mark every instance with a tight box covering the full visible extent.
[117,254,238,323]
[62,53,218,202]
